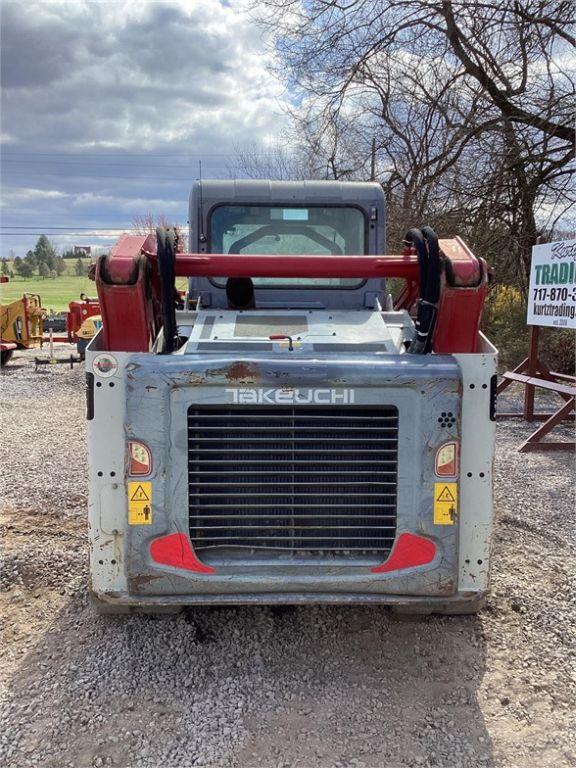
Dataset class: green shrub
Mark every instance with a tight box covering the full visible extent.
[483,285,575,374]
[540,327,575,375]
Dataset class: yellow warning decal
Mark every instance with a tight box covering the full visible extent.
[128,481,152,525]
[434,482,458,525]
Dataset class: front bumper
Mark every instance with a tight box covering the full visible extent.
[90,587,486,615]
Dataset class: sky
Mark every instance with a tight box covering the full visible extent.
[0,0,289,257]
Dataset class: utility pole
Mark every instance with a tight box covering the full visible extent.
[370,138,376,181]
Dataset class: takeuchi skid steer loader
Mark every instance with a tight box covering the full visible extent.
[86,180,497,615]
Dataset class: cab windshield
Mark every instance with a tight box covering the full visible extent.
[209,204,366,288]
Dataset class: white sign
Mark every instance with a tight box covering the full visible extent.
[527,239,576,329]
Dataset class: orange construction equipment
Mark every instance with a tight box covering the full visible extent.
[1,286,46,365]
[66,293,101,343]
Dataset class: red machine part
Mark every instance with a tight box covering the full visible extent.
[148,530,435,577]
[371,532,436,573]
[95,234,487,354]
[169,252,420,279]
[66,295,101,342]
[150,533,215,574]
[393,278,419,314]
[105,233,156,283]
[433,238,489,354]
[96,234,159,352]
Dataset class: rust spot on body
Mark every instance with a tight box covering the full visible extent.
[129,573,163,590]
[225,361,258,382]
[171,373,206,389]
[112,530,123,565]
[438,578,455,595]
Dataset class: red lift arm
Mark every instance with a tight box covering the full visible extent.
[95,234,489,354]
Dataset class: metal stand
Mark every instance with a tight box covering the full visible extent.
[34,354,81,370]
[497,326,575,452]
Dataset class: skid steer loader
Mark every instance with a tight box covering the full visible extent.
[86,180,496,614]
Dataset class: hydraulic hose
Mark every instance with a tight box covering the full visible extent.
[404,226,441,354]
[156,227,179,354]
[420,226,441,353]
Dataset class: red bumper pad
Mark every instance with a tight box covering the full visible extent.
[150,533,215,574]
[371,532,436,574]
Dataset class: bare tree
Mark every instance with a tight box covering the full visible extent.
[229,143,309,180]
[131,213,173,234]
[249,0,575,284]
[131,213,188,251]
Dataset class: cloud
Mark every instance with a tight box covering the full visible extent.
[0,0,288,255]
[0,187,70,205]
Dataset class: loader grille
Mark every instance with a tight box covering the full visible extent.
[187,405,398,558]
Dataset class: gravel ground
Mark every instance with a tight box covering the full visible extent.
[1,349,575,768]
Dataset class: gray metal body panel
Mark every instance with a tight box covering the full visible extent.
[87,326,497,611]
[85,307,501,611]
[126,351,460,597]
[178,308,411,355]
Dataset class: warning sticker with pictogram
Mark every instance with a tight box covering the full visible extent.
[436,485,456,503]
[128,481,152,525]
[433,482,458,525]
[130,484,150,502]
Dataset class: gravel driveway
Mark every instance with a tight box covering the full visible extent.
[1,350,574,768]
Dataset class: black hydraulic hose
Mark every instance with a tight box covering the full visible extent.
[404,226,441,354]
[404,228,429,354]
[156,227,178,354]
[421,226,441,304]
[420,226,441,352]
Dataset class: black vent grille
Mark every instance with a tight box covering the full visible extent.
[187,405,398,556]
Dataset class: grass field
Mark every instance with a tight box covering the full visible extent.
[1,261,188,312]
[0,274,96,312]
[0,259,95,312]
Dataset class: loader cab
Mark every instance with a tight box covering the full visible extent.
[188,180,386,310]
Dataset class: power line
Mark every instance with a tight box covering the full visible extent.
[0,214,183,221]
[2,230,188,237]
[2,226,126,231]
[1,170,222,180]
[2,158,234,168]
[1,150,287,158]
[0,225,186,230]
[1,233,124,237]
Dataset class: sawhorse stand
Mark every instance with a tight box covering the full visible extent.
[497,326,575,452]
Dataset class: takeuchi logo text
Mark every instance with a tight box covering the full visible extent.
[225,388,355,404]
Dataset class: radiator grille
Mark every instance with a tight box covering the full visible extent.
[187,405,398,557]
